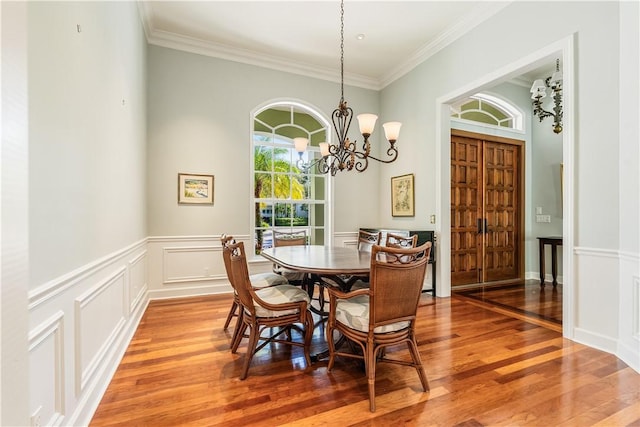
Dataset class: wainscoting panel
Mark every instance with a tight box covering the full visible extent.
[162,246,219,284]
[74,267,127,395]
[574,246,640,373]
[29,311,65,427]
[128,250,148,314]
[27,239,149,427]
[617,250,640,372]
[146,236,232,299]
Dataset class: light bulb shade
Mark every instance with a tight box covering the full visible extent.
[383,121,402,142]
[550,71,563,85]
[530,79,546,93]
[293,137,308,153]
[531,87,547,99]
[319,142,329,156]
[357,113,378,135]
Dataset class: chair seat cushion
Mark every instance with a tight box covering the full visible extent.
[251,284,311,317]
[335,295,410,333]
[273,267,307,283]
[250,272,289,289]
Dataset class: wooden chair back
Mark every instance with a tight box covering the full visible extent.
[358,230,381,252]
[273,230,307,247]
[222,240,257,317]
[220,234,237,286]
[369,242,431,327]
[385,232,418,249]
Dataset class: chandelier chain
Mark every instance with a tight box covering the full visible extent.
[340,0,344,103]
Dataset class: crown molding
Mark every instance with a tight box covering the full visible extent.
[147,29,380,91]
[139,1,511,92]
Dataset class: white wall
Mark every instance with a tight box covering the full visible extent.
[24,2,149,425]
[28,1,148,288]
[1,2,30,425]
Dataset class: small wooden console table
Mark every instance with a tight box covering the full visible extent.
[537,236,563,287]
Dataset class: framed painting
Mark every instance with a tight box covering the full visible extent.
[391,173,415,217]
[178,173,214,205]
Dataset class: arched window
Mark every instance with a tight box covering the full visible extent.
[252,101,330,254]
[451,93,523,131]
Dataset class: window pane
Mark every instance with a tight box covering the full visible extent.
[256,202,273,228]
[254,173,272,198]
[311,228,325,246]
[274,203,291,227]
[254,146,273,172]
[292,203,308,226]
[313,203,325,226]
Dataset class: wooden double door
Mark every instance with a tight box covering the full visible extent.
[451,130,524,287]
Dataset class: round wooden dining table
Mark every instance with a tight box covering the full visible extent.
[260,245,371,280]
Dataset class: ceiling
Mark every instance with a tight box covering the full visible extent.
[139,1,523,90]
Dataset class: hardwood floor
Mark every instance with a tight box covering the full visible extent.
[90,293,640,426]
[454,280,562,331]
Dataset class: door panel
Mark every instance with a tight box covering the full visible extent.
[484,141,520,282]
[451,136,482,285]
[451,131,523,287]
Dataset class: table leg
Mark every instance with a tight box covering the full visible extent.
[551,243,558,287]
[539,239,546,286]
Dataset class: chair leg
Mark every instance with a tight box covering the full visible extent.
[407,338,430,392]
[223,299,238,330]
[240,324,260,380]
[326,321,336,371]
[366,343,378,412]
[303,310,313,367]
[231,318,247,354]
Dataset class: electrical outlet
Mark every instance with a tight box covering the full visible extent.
[536,214,551,223]
[204,267,209,276]
[536,206,543,214]
[429,215,436,224]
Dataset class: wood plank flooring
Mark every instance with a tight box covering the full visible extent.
[90,293,640,426]
[454,280,563,331]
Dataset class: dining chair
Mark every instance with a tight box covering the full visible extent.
[272,230,308,285]
[385,232,418,249]
[221,235,289,336]
[357,229,382,252]
[348,230,382,291]
[223,240,314,379]
[325,241,432,412]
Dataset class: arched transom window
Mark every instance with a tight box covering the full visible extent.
[451,93,523,131]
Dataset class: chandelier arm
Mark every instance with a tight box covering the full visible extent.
[366,146,399,164]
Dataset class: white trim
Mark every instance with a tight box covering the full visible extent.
[148,30,378,90]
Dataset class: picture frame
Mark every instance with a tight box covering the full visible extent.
[178,173,214,205]
[391,173,415,217]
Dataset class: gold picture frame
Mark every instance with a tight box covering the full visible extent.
[391,173,415,217]
[178,173,214,205]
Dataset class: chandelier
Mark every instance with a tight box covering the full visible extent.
[295,0,401,175]
[530,58,563,134]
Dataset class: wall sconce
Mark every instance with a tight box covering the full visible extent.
[530,58,563,134]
